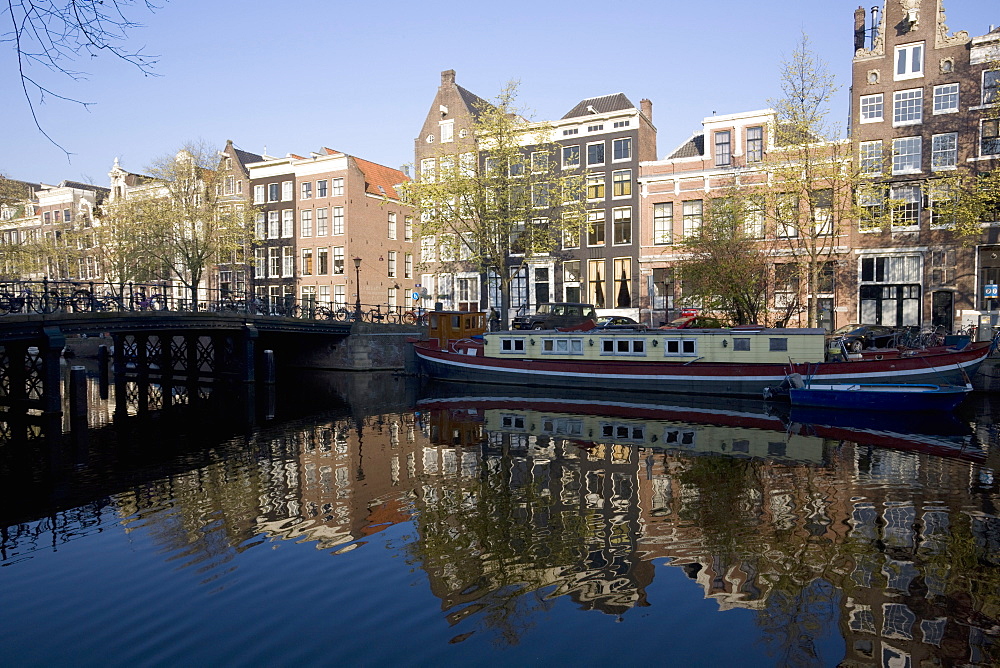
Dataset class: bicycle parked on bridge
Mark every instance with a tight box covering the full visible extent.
[0,284,60,314]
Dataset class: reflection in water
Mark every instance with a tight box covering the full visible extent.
[2,373,1000,665]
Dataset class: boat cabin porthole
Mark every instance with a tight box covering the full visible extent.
[875,354,883,360]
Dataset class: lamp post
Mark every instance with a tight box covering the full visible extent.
[353,256,362,320]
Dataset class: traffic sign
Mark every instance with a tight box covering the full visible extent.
[986,284,998,299]
[412,292,420,301]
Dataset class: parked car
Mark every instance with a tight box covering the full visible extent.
[511,303,597,330]
[828,324,898,352]
[659,314,724,329]
[594,316,646,330]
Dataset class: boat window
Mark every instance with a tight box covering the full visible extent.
[734,338,750,351]
[500,337,525,353]
[542,338,583,354]
[769,338,788,351]
[501,414,525,429]
[600,338,647,356]
[665,339,698,355]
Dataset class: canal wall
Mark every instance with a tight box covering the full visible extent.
[283,322,424,372]
[975,357,1000,392]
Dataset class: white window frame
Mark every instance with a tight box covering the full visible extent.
[586,141,605,167]
[653,202,672,245]
[332,206,345,235]
[253,185,265,204]
[388,212,397,240]
[983,118,1000,157]
[894,42,924,81]
[439,120,454,143]
[301,181,312,200]
[541,337,584,355]
[612,137,632,162]
[664,338,697,356]
[931,133,958,171]
[499,337,526,354]
[562,145,580,169]
[300,209,313,237]
[892,136,922,174]
[331,178,344,197]
[281,181,293,201]
[600,338,646,357]
[983,69,1000,106]
[890,184,921,230]
[281,209,294,237]
[932,83,959,114]
[892,88,923,127]
[860,140,883,175]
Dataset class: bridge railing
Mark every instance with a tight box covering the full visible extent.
[0,280,428,324]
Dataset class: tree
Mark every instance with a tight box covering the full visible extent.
[763,34,862,328]
[91,196,164,286]
[677,194,774,326]
[2,0,163,155]
[404,81,585,328]
[125,142,255,307]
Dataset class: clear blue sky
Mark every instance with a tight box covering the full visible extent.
[1,0,995,186]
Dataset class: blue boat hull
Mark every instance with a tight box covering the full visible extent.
[788,384,971,411]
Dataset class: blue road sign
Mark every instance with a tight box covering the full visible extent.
[986,284,998,299]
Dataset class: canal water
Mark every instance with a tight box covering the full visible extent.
[3,366,1000,666]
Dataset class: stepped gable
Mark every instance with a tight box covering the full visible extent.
[561,93,636,119]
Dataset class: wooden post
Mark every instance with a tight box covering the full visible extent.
[41,326,66,416]
[69,365,88,428]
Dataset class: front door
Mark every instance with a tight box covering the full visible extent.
[931,291,954,331]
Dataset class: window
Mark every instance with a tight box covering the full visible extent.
[562,145,580,168]
[811,189,833,236]
[588,259,606,308]
[664,339,697,356]
[301,182,312,199]
[893,88,923,126]
[983,70,999,105]
[613,137,632,161]
[894,42,924,80]
[316,208,328,235]
[891,184,921,228]
[860,94,883,123]
[388,212,397,239]
[769,338,788,352]
[933,83,959,113]
[268,247,281,277]
[267,211,279,238]
[542,338,585,355]
[255,211,266,239]
[893,136,922,173]
[746,126,763,162]
[858,186,886,232]
[562,127,578,136]
[531,183,550,208]
[774,264,799,308]
[268,183,280,202]
[281,210,293,237]
[928,183,955,228]
[613,207,632,245]
[317,179,328,198]
[587,124,604,132]
[587,210,605,246]
[613,257,631,306]
[440,120,454,143]
[983,119,1000,156]
[653,203,672,244]
[777,194,798,237]
[587,142,605,166]
[282,246,294,277]
[682,200,702,238]
[744,199,765,239]
[563,261,581,302]
[404,253,412,279]
[331,178,344,196]
[317,247,329,275]
[612,170,631,197]
[332,206,344,235]
[387,251,397,277]
[223,175,235,195]
[254,185,265,204]
[860,140,883,175]
[281,181,293,201]
[530,151,548,173]
[300,209,313,237]
[714,131,731,166]
[499,338,526,353]
[333,247,344,274]
[931,133,958,170]
[334,284,346,307]
[587,173,605,200]
[404,216,413,241]
[254,248,266,277]
[733,338,751,351]
[508,158,524,177]
[600,338,645,356]
[301,248,313,276]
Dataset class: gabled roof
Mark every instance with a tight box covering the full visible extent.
[458,84,490,117]
[668,133,705,160]
[352,156,408,200]
[233,148,263,167]
[562,93,636,120]
[60,180,110,194]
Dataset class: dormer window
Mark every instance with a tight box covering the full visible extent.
[894,42,924,81]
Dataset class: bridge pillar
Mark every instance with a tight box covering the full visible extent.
[240,325,258,383]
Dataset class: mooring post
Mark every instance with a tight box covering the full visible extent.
[241,325,258,383]
[97,344,110,400]
[69,365,88,429]
[41,326,66,416]
[263,349,276,385]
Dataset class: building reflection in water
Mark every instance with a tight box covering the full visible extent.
[2,372,1000,663]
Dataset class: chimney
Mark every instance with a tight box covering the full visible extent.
[441,69,456,86]
[854,6,866,51]
[640,98,652,124]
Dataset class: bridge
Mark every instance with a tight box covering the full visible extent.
[0,281,422,426]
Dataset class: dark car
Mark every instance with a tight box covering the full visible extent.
[594,315,646,330]
[828,324,898,352]
[511,302,597,330]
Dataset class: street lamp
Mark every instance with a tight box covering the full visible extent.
[353,256,362,320]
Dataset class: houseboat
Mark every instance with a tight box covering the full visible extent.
[412,314,990,398]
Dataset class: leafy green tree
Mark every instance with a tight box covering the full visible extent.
[404,81,585,327]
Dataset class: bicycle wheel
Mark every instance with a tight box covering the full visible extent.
[71,289,95,312]
[386,311,401,324]
[149,294,167,311]
[33,291,58,314]
[365,309,384,323]
[401,310,417,325]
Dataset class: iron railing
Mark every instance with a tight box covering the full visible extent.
[0,280,428,324]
